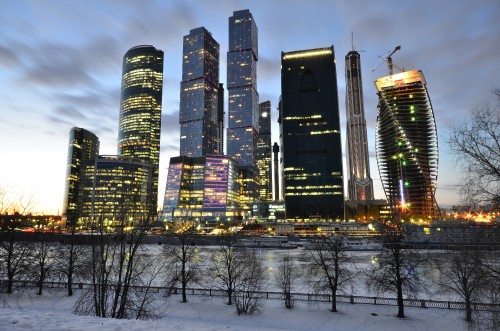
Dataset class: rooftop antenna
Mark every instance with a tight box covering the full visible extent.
[350,32,365,53]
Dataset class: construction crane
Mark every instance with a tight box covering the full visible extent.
[366,45,402,77]
[386,45,401,75]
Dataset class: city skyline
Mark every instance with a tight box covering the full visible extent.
[1,0,499,214]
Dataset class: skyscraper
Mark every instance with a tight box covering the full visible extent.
[179,27,222,157]
[257,101,272,202]
[227,9,259,212]
[62,127,99,227]
[345,50,374,201]
[118,45,163,217]
[280,47,344,221]
[375,69,439,221]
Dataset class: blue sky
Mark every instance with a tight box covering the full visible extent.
[1,0,499,214]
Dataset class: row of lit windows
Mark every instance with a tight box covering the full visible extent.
[285,191,343,196]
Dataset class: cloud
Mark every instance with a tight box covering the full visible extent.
[0,46,19,66]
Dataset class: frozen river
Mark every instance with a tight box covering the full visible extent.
[150,245,459,301]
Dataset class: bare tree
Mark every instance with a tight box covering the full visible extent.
[275,253,298,309]
[234,250,266,315]
[164,232,200,303]
[0,193,35,294]
[209,234,248,305]
[435,248,488,322]
[30,230,57,295]
[306,236,356,312]
[448,89,500,207]
[57,222,88,296]
[366,226,424,318]
[74,191,158,319]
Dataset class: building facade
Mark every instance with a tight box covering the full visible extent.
[82,156,153,226]
[179,27,222,157]
[257,101,272,202]
[62,127,99,227]
[280,47,344,221]
[161,154,242,223]
[375,69,439,221]
[345,50,374,201]
[118,45,164,216]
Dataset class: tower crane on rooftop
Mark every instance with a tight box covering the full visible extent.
[366,45,402,78]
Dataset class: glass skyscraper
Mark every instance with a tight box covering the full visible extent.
[179,27,222,157]
[227,10,259,212]
[227,9,259,168]
[375,69,439,221]
[280,47,344,221]
[118,45,164,217]
[62,127,99,227]
[257,101,272,202]
[345,50,374,201]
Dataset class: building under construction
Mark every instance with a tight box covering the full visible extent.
[375,69,439,221]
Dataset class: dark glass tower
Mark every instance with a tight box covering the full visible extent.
[257,101,272,202]
[345,50,374,201]
[375,70,439,221]
[62,127,99,227]
[118,45,163,217]
[179,27,221,157]
[227,9,259,168]
[272,142,280,201]
[281,47,344,221]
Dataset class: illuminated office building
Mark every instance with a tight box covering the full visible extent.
[62,127,99,227]
[375,69,439,221]
[345,50,374,201]
[227,10,259,212]
[118,45,164,216]
[179,28,222,157]
[280,47,344,221]
[161,154,241,223]
[257,101,272,202]
[81,156,152,226]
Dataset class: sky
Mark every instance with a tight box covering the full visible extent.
[0,0,499,215]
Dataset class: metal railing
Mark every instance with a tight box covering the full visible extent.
[3,279,500,312]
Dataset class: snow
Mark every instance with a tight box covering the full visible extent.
[0,288,472,331]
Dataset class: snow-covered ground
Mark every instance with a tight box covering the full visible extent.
[0,288,473,331]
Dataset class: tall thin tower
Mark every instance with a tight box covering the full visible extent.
[257,101,272,202]
[179,27,221,157]
[345,49,374,201]
[118,45,164,216]
[227,9,259,211]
